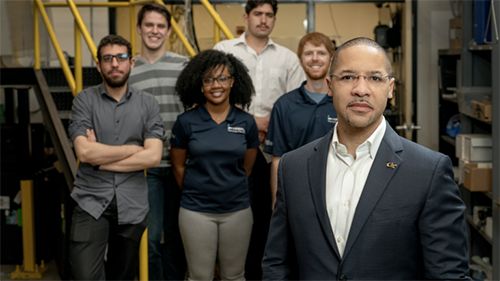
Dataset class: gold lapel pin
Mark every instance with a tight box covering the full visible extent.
[386,162,397,169]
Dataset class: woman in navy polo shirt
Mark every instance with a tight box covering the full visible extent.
[170,49,259,281]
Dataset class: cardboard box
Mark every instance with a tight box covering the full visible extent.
[463,163,492,192]
[472,99,492,122]
[456,87,492,116]
[456,134,492,161]
[449,17,462,49]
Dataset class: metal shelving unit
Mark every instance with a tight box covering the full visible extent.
[459,1,499,279]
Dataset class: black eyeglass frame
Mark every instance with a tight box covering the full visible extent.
[202,75,233,87]
[100,53,130,63]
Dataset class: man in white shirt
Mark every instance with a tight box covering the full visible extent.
[262,37,470,280]
[214,1,305,279]
[214,0,305,143]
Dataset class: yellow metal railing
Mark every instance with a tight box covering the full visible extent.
[34,0,76,95]
[33,0,201,96]
[199,0,234,43]
[10,180,50,279]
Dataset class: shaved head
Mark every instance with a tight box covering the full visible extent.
[329,37,391,76]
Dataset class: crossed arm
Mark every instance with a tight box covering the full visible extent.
[74,129,163,172]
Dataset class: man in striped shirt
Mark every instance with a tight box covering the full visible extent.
[128,3,188,280]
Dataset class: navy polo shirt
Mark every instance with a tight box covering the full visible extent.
[264,81,337,157]
[170,103,260,214]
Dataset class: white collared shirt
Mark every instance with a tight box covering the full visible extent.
[325,118,386,258]
[214,32,305,118]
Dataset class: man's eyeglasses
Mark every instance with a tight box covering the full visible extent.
[331,74,392,87]
[100,53,130,63]
[202,75,233,86]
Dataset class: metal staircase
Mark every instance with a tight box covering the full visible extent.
[42,67,102,126]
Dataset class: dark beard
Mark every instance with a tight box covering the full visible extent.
[103,70,130,88]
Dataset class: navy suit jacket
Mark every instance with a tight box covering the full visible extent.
[262,124,471,280]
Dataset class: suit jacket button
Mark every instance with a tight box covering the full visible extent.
[339,275,348,281]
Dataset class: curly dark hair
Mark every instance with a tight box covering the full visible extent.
[96,34,132,61]
[175,50,255,109]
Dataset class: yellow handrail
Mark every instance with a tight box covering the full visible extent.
[130,4,136,56]
[199,0,234,40]
[66,0,98,63]
[139,229,148,281]
[75,21,83,94]
[130,0,156,6]
[34,0,76,95]
[43,2,130,7]
[35,0,232,61]
[152,0,196,57]
[214,23,221,45]
[170,18,196,57]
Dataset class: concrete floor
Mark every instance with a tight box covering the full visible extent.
[0,259,61,281]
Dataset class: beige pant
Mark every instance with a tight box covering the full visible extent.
[178,207,253,281]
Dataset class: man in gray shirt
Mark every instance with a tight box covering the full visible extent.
[68,34,164,280]
[128,3,189,280]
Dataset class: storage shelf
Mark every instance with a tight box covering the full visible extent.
[442,95,458,103]
[469,45,493,51]
[461,112,492,125]
[439,48,462,56]
[466,215,493,245]
[441,135,456,147]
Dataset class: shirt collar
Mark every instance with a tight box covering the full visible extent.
[331,116,387,159]
[199,103,236,123]
[297,81,331,105]
[99,82,133,101]
[235,32,276,48]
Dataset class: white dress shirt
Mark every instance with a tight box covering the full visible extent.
[214,32,305,118]
[325,118,386,258]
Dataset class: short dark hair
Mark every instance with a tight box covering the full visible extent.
[297,32,335,58]
[245,0,278,15]
[96,34,132,61]
[329,37,391,76]
[137,3,171,28]
[175,50,255,109]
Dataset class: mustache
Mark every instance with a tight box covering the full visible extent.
[257,24,269,28]
[347,98,373,108]
[106,68,124,75]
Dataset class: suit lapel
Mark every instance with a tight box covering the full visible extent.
[307,129,341,259]
[342,125,403,260]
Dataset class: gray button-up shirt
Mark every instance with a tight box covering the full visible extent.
[68,83,165,225]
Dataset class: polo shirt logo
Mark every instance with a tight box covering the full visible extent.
[227,125,245,134]
[327,115,338,123]
[265,139,273,146]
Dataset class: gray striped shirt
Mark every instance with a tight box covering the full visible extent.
[129,51,189,167]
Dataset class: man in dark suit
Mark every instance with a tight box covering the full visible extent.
[262,37,471,280]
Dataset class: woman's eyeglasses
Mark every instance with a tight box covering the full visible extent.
[202,75,233,86]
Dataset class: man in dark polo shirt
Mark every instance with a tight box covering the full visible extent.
[68,34,164,280]
[265,32,337,210]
